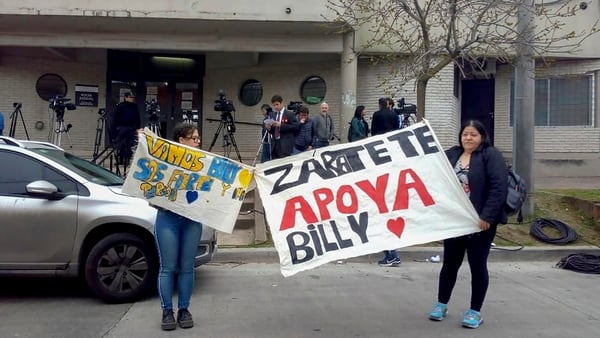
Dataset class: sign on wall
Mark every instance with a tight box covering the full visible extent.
[75,84,98,107]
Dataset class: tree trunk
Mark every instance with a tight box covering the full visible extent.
[416,78,428,121]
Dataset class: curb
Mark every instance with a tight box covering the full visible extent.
[212,246,600,264]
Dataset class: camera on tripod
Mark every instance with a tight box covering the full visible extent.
[49,95,76,121]
[214,90,235,113]
[214,91,236,133]
[145,99,161,122]
[287,101,303,113]
[13,102,22,109]
[393,98,417,116]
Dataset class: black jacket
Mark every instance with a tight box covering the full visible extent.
[371,108,397,136]
[446,143,508,225]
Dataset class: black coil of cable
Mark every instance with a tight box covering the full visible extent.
[556,253,600,274]
[529,218,579,245]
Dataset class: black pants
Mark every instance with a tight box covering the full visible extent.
[116,127,136,165]
[437,225,497,312]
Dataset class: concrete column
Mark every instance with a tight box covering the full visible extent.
[592,70,600,128]
[340,30,357,142]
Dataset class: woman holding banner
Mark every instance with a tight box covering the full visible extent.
[154,123,203,331]
[428,120,507,329]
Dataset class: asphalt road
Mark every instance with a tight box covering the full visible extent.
[1,259,599,338]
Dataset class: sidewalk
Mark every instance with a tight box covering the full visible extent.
[213,246,600,265]
[535,176,600,189]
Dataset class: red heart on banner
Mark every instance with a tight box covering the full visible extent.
[387,217,405,238]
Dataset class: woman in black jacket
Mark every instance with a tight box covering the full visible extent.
[428,120,508,329]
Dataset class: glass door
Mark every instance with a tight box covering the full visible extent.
[143,82,200,140]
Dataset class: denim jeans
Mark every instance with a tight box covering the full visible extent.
[154,209,203,310]
[261,142,271,163]
[383,250,399,260]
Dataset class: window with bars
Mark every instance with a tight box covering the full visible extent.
[509,74,593,126]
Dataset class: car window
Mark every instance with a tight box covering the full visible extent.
[0,150,78,195]
[29,148,124,186]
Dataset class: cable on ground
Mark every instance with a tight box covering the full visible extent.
[529,218,579,245]
[556,254,600,274]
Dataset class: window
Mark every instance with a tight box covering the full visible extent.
[300,76,327,104]
[0,151,78,195]
[509,75,593,126]
[36,73,68,101]
[239,79,263,106]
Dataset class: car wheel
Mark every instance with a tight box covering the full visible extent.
[84,233,157,303]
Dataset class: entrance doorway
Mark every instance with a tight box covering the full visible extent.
[106,50,205,142]
[461,79,495,143]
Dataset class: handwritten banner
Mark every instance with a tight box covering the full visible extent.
[254,120,479,277]
[122,129,255,234]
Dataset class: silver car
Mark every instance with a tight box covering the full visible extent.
[0,136,217,303]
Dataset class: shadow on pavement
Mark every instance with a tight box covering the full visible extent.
[0,276,92,300]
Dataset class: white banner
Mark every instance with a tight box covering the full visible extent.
[122,129,255,234]
[255,120,479,277]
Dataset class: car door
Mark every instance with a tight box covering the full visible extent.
[0,149,78,270]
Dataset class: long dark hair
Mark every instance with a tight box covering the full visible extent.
[458,119,491,147]
[354,105,365,119]
[172,123,198,142]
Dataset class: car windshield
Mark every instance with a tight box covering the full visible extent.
[30,148,124,186]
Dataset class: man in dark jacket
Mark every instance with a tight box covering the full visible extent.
[371,97,397,136]
[293,106,314,154]
[266,94,299,159]
[113,92,141,165]
[370,97,402,266]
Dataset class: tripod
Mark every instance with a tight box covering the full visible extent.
[50,111,73,148]
[208,114,243,163]
[399,113,417,130]
[147,118,161,136]
[8,102,30,139]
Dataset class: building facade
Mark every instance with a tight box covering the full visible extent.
[0,1,598,177]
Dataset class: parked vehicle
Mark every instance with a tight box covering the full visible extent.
[0,136,217,303]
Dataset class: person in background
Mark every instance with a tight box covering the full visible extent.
[113,91,141,166]
[260,103,275,163]
[348,105,369,142]
[266,94,299,159]
[154,123,204,331]
[293,105,314,154]
[312,102,335,148]
[428,119,507,329]
[0,110,4,135]
[371,97,402,267]
[371,97,397,136]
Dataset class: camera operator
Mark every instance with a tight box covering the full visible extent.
[265,94,299,159]
[113,92,141,165]
[260,104,275,162]
[371,97,398,136]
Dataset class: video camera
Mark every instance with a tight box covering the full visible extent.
[393,98,417,116]
[145,99,161,122]
[214,90,235,113]
[213,91,236,133]
[287,101,303,113]
[49,95,76,121]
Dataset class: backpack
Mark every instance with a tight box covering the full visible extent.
[505,165,527,223]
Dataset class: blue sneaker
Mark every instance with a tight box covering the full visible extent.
[378,257,401,267]
[462,309,483,328]
[428,302,448,321]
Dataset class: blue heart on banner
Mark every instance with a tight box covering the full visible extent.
[186,191,199,203]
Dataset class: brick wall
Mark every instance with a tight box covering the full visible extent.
[0,53,106,156]
[494,60,600,155]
